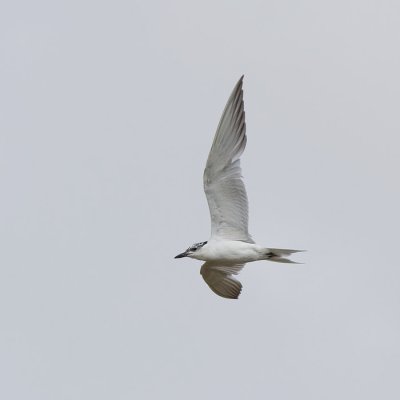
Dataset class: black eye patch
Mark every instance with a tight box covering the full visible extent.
[188,241,208,252]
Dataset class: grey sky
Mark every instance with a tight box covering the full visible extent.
[1,1,399,399]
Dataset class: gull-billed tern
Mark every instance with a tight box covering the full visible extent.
[175,76,302,299]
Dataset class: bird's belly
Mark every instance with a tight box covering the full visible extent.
[194,241,262,263]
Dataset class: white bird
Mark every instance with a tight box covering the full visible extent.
[175,76,302,299]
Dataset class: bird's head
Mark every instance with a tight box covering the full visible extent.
[175,241,207,259]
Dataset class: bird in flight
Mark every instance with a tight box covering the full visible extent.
[175,76,302,299]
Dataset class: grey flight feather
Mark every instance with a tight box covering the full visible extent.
[203,76,253,243]
[200,262,245,299]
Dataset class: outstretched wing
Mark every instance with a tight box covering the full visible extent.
[203,76,253,243]
[200,262,245,299]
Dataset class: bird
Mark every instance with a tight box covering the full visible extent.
[175,76,302,299]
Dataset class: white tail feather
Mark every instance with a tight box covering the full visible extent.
[266,248,304,264]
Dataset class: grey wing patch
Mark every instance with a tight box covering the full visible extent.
[200,262,245,299]
[203,76,253,243]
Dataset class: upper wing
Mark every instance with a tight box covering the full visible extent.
[200,262,245,299]
[203,76,253,242]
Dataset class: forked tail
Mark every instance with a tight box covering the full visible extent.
[265,248,304,264]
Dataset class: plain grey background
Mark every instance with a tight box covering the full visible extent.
[1,1,399,399]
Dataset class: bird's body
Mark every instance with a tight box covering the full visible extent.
[175,76,302,299]
[190,241,269,263]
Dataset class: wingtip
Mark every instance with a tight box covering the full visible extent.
[234,75,244,91]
